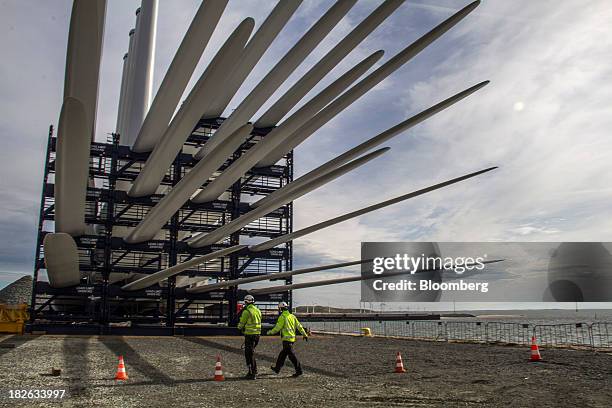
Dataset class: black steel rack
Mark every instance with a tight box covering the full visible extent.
[29,118,293,335]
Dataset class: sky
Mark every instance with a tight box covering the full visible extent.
[1,0,611,310]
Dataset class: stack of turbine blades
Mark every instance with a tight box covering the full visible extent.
[131,0,228,152]
[252,81,490,209]
[186,259,372,293]
[255,0,404,128]
[250,166,497,252]
[125,124,253,244]
[188,147,390,247]
[195,0,356,159]
[121,245,246,291]
[128,18,254,198]
[48,0,493,298]
[256,0,481,167]
[191,50,384,204]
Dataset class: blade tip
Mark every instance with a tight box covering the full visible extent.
[462,0,481,15]
[483,166,499,172]
[241,17,256,31]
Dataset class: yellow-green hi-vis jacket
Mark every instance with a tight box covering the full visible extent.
[267,310,307,342]
[238,304,262,335]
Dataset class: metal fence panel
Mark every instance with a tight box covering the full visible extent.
[533,323,592,347]
[446,321,486,342]
[409,321,447,341]
[589,322,611,348]
[486,322,532,345]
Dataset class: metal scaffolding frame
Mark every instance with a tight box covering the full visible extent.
[29,118,293,335]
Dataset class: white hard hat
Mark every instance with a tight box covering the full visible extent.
[278,301,289,309]
[244,295,255,304]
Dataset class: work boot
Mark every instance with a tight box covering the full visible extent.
[270,365,280,374]
[244,366,256,380]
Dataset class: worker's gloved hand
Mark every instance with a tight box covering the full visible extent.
[303,335,308,342]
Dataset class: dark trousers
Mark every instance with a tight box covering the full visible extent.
[244,335,260,373]
[274,341,302,373]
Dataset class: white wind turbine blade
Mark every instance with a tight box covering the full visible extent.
[123,0,158,147]
[43,233,82,288]
[250,166,498,252]
[125,124,253,243]
[128,18,254,198]
[131,0,228,152]
[64,0,106,141]
[191,50,384,203]
[121,245,245,291]
[257,0,481,167]
[203,0,303,119]
[54,97,89,236]
[255,0,404,128]
[186,259,372,293]
[195,0,356,160]
[253,81,489,209]
[188,147,390,247]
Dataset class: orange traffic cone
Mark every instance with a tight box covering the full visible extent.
[530,336,542,362]
[395,352,406,373]
[115,355,128,381]
[214,354,224,381]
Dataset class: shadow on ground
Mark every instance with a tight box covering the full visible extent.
[181,336,345,378]
[100,336,174,384]
[63,336,90,396]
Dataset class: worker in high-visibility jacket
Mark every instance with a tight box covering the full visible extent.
[267,301,308,377]
[237,294,262,379]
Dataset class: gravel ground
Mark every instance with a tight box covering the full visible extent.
[0,333,610,407]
